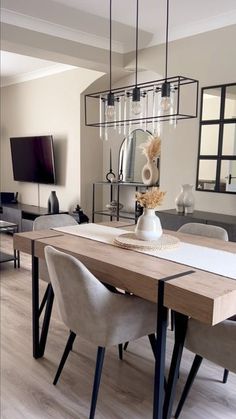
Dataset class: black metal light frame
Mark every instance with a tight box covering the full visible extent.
[84,0,199,129]
[85,76,199,127]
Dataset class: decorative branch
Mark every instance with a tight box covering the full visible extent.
[139,135,161,161]
[135,187,166,209]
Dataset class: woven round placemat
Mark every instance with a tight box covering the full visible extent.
[113,232,180,251]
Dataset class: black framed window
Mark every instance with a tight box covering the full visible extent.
[196,83,236,194]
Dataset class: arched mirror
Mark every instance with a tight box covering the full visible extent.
[118,129,159,183]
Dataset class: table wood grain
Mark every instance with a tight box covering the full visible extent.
[14,228,236,326]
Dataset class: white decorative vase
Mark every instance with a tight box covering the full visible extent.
[135,208,163,241]
[142,159,159,186]
[175,184,194,214]
[183,184,195,214]
[175,186,185,213]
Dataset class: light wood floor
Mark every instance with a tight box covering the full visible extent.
[1,234,236,419]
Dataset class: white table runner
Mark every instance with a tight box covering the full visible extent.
[53,224,236,280]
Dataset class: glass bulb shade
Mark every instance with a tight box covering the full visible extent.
[105,105,115,119]
[132,99,142,115]
[106,92,115,120]
[160,96,171,111]
[131,86,142,116]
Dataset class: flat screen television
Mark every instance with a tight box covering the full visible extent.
[10,136,56,184]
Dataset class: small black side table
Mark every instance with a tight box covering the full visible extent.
[0,220,20,268]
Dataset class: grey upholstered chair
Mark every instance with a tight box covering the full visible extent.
[33,214,78,231]
[175,319,236,418]
[178,222,229,241]
[178,222,230,383]
[33,214,78,315]
[45,246,157,419]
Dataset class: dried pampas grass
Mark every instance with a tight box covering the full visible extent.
[139,135,161,161]
[136,187,166,209]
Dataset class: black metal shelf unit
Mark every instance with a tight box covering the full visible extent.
[92,181,150,223]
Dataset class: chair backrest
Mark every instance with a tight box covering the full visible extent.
[185,318,236,373]
[33,214,77,283]
[45,246,116,344]
[178,223,228,241]
[33,214,77,231]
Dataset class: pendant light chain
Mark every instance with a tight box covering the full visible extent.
[109,0,112,92]
[135,0,139,86]
[165,0,169,80]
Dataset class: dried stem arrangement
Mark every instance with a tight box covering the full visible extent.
[139,135,161,161]
[135,187,166,209]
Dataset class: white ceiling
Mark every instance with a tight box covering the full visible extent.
[1,0,236,85]
[1,0,236,53]
[53,0,236,33]
[0,51,75,87]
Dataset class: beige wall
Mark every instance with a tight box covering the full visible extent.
[123,25,236,215]
[1,25,236,219]
[0,67,103,214]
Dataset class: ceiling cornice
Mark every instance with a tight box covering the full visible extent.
[149,9,236,47]
[0,63,77,87]
[1,8,125,53]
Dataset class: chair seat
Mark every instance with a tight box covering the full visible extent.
[185,319,236,373]
[45,245,158,419]
[75,293,157,348]
[45,246,157,348]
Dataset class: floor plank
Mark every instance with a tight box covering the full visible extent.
[1,234,236,418]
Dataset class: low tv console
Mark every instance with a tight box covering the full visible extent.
[1,203,67,232]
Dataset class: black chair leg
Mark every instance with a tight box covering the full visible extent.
[223,368,229,384]
[124,342,129,351]
[89,347,106,419]
[148,333,157,359]
[53,331,76,385]
[118,344,123,360]
[175,354,203,419]
[171,310,175,331]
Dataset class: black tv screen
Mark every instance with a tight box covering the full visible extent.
[10,136,56,184]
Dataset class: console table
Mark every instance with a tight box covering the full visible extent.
[1,203,67,232]
[0,220,20,267]
[92,181,149,223]
[158,209,236,242]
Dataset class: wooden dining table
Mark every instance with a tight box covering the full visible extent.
[13,223,236,419]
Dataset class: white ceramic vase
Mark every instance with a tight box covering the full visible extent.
[135,208,163,241]
[183,184,195,214]
[175,184,194,214]
[142,159,159,186]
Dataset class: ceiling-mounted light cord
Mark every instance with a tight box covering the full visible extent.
[86,0,199,129]
[165,0,169,80]
[109,0,112,92]
[135,0,139,86]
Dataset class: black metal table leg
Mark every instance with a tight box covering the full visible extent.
[153,280,168,419]
[17,250,20,268]
[32,252,40,359]
[38,284,54,357]
[163,312,189,419]
[32,241,54,359]
[153,270,194,419]
[14,249,17,268]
